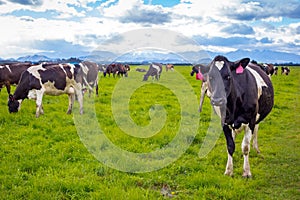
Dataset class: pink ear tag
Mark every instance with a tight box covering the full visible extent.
[196,72,204,80]
[236,64,244,74]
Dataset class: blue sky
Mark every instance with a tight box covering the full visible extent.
[0,0,299,60]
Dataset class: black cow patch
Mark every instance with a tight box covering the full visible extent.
[39,67,66,91]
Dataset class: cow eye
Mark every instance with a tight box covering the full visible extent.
[227,76,231,80]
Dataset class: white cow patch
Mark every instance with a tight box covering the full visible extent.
[246,67,267,98]
[152,64,160,71]
[0,65,12,73]
[215,61,224,70]
[5,65,12,73]
[28,89,37,99]
[28,64,44,80]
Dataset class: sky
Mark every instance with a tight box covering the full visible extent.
[0,0,299,59]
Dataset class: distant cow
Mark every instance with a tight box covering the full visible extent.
[0,62,33,95]
[8,63,84,117]
[104,63,129,77]
[80,61,99,96]
[143,63,162,81]
[274,66,278,75]
[166,64,174,72]
[198,55,274,177]
[251,60,274,77]
[281,66,290,75]
[112,63,129,77]
[136,68,147,72]
[190,64,209,112]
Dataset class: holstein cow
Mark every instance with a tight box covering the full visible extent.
[0,62,33,95]
[143,63,162,81]
[190,64,209,112]
[281,66,290,75]
[80,61,99,97]
[8,63,84,118]
[251,60,275,77]
[274,66,278,75]
[198,55,274,177]
[166,64,174,72]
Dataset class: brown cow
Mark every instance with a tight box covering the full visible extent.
[0,62,33,95]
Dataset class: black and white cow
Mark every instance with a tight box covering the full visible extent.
[190,64,209,112]
[198,55,274,177]
[8,63,84,118]
[80,61,99,97]
[281,66,290,75]
[0,62,33,95]
[143,63,162,81]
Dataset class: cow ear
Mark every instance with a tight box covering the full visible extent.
[233,58,250,69]
[231,58,250,74]
[199,64,210,74]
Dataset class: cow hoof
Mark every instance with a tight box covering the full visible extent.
[242,172,252,178]
[242,174,252,178]
[224,171,233,177]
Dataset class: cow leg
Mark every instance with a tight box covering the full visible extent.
[75,87,84,115]
[223,125,235,176]
[199,82,207,112]
[95,84,99,97]
[67,94,75,114]
[35,90,44,118]
[242,125,253,178]
[252,124,260,153]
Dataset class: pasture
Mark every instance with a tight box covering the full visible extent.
[0,65,299,199]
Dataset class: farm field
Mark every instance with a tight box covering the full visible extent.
[0,65,299,199]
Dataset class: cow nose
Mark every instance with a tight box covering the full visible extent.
[211,98,226,106]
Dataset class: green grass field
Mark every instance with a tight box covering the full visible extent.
[0,66,299,199]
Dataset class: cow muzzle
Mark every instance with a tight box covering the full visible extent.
[210,98,226,107]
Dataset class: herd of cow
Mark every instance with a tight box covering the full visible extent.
[0,56,292,177]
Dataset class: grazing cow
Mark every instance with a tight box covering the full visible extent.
[8,63,84,118]
[281,66,290,75]
[143,63,162,81]
[0,62,33,95]
[190,64,209,112]
[112,63,129,77]
[104,63,129,77]
[198,55,274,177]
[274,66,278,75]
[104,64,113,77]
[136,68,147,72]
[80,61,99,96]
[166,64,174,72]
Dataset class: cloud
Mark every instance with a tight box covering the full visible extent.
[33,39,89,58]
[8,0,42,6]
[221,24,255,35]
[120,6,171,24]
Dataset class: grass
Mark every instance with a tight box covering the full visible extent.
[0,65,299,199]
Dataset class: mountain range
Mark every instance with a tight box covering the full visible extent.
[1,49,299,64]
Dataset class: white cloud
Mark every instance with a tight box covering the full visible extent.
[0,0,299,59]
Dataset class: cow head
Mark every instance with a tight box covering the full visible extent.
[199,56,250,123]
[8,95,20,113]
[191,64,208,80]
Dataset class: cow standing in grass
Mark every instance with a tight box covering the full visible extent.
[0,62,33,96]
[80,61,99,97]
[198,55,274,177]
[166,64,174,72]
[281,67,290,75]
[190,64,209,112]
[143,63,162,81]
[8,63,84,118]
